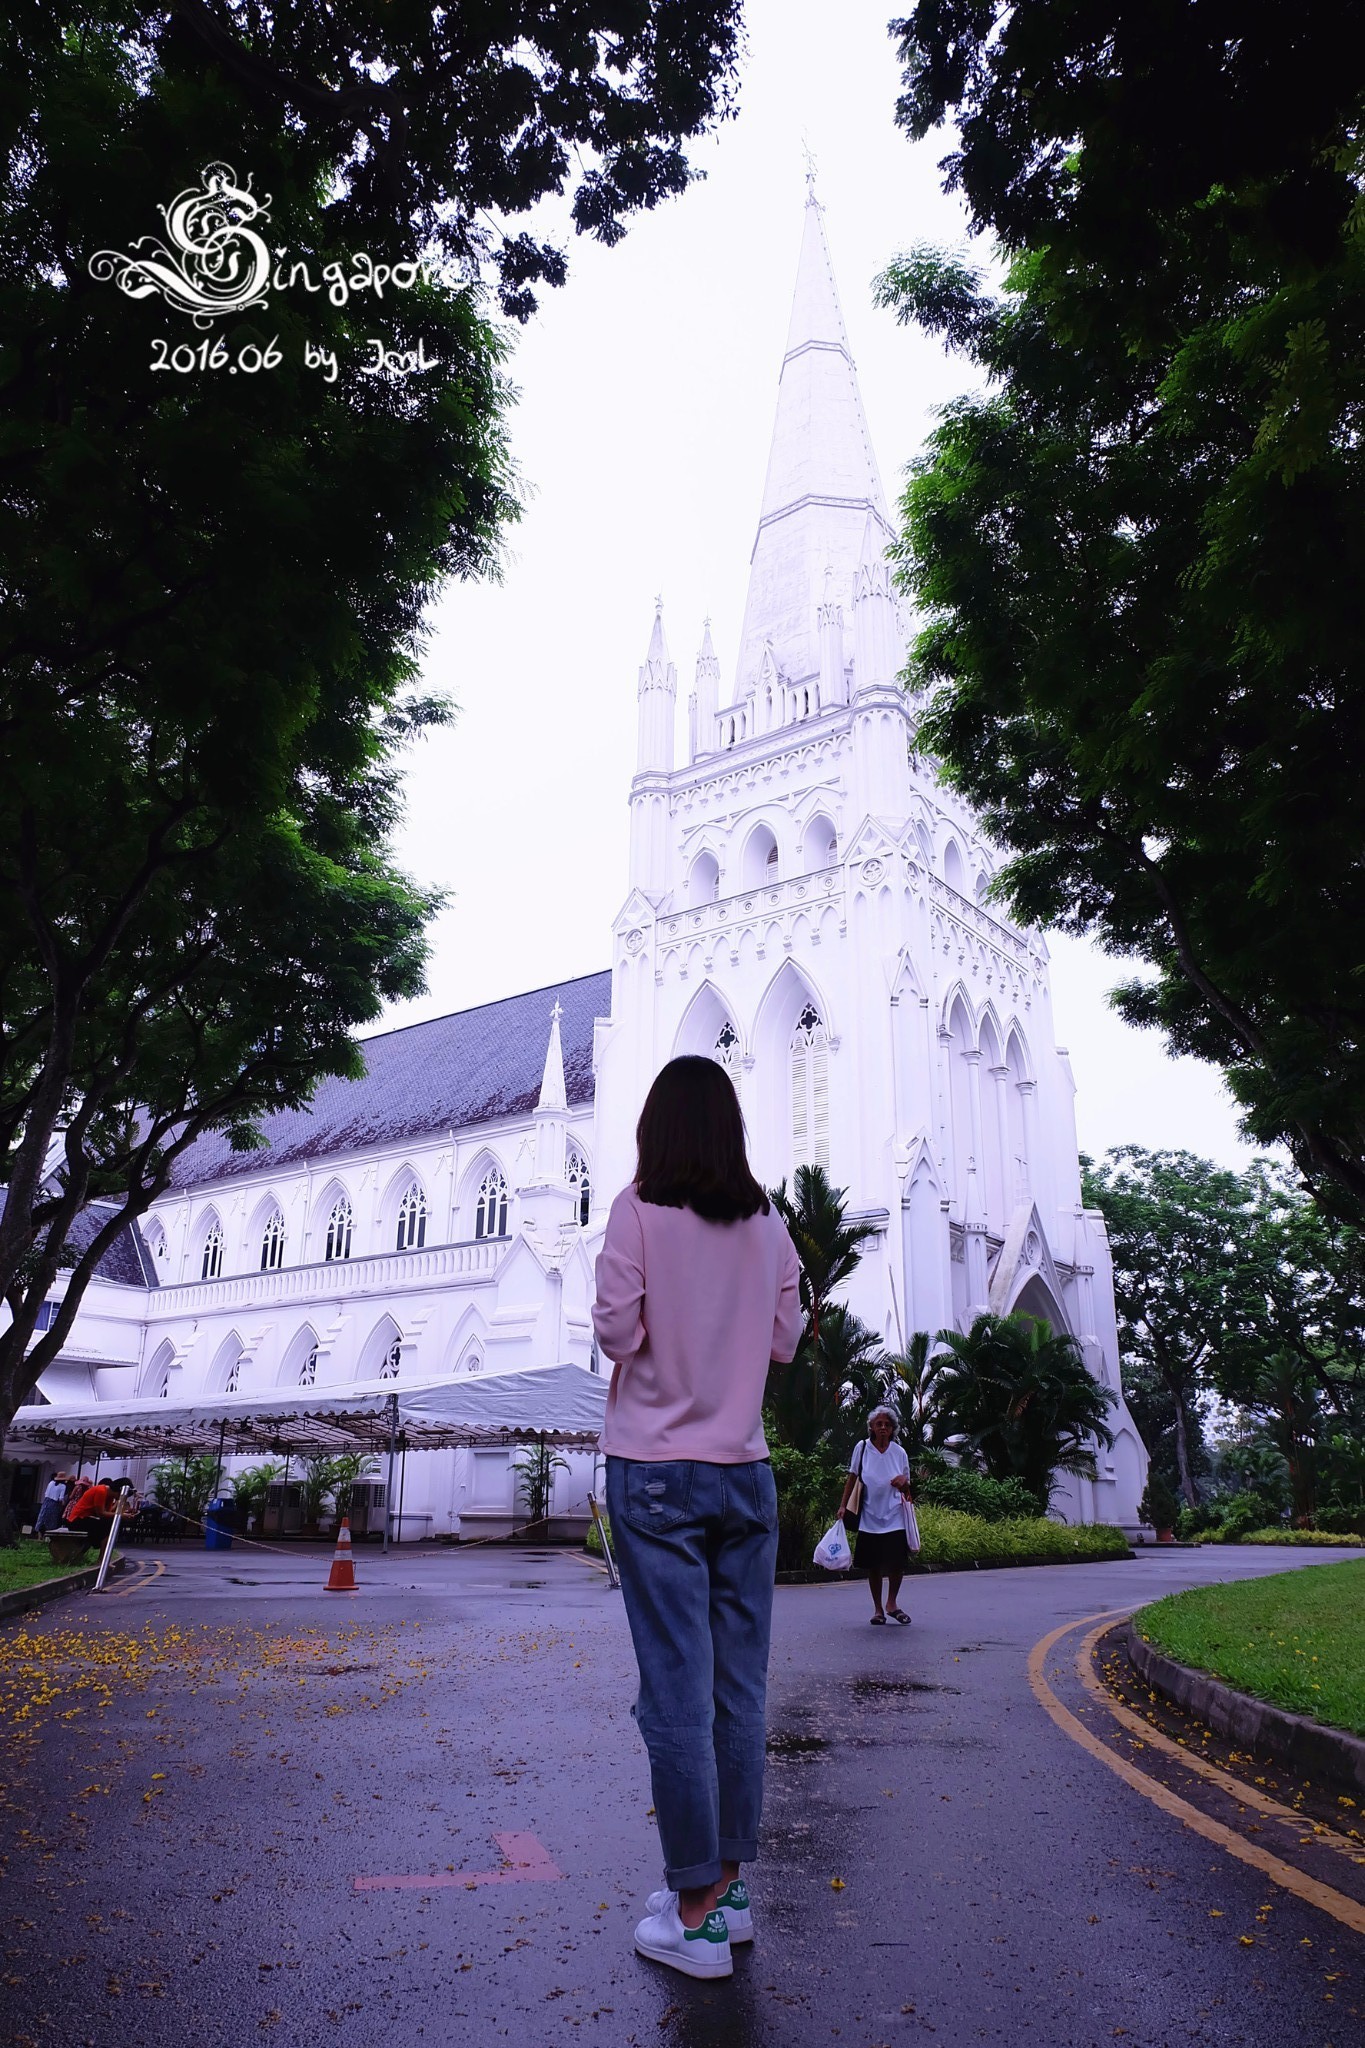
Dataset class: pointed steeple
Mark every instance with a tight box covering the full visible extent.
[536,999,567,1114]
[689,617,721,760]
[733,187,893,704]
[636,598,676,774]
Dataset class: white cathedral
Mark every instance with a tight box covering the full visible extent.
[28,191,1147,1533]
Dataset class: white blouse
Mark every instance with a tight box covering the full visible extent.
[849,1439,910,1535]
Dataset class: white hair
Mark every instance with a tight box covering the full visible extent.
[867,1405,898,1429]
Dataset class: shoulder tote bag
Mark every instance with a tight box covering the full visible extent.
[845,1440,868,1528]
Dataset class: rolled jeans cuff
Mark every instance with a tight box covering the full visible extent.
[667,1855,725,1891]
[719,1835,758,1864]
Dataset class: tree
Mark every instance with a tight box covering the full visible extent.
[1081,1149,1263,1506]
[514,1442,569,1528]
[767,1165,887,1458]
[0,6,741,1444]
[329,1451,378,1522]
[929,1312,1116,1507]
[878,2,1365,1222]
[766,1302,888,1462]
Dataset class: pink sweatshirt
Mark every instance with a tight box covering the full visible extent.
[592,1184,804,1464]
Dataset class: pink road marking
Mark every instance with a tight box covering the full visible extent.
[354,1831,563,1891]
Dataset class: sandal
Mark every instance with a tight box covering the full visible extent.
[887,1608,912,1625]
[870,1612,886,1625]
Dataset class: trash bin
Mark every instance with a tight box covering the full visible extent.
[204,1495,235,1551]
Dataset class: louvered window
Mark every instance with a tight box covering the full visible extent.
[260,1210,286,1271]
[200,1222,224,1281]
[395,1182,427,1251]
[324,1198,352,1262]
[791,1003,831,1172]
[475,1169,508,1240]
[566,1146,591,1226]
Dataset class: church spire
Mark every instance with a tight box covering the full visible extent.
[636,598,676,774]
[536,998,567,1114]
[689,617,721,760]
[732,185,892,705]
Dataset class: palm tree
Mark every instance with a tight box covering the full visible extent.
[769,1165,880,1349]
[767,1302,887,1459]
[883,1331,948,1458]
[929,1312,1117,1507]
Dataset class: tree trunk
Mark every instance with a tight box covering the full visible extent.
[1172,1395,1197,1509]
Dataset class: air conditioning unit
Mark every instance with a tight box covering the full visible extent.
[347,1479,388,1540]
[262,1481,303,1536]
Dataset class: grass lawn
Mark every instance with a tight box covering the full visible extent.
[1134,1560,1365,1738]
[0,1543,94,1598]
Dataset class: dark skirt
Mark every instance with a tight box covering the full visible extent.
[852,1526,911,1574]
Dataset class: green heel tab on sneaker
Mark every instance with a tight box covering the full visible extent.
[719,1881,749,1909]
[684,1910,729,1944]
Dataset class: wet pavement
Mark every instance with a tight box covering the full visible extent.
[1,1539,1362,2047]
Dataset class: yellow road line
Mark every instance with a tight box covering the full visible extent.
[1076,1617,1365,1866]
[104,1558,166,1599]
[1028,1609,1365,1939]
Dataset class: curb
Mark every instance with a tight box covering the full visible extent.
[1128,1624,1365,1803]
[0,1554,130,1624]
[777,1551,1134,1586]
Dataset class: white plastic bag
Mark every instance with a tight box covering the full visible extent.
[902,1499,922,1554]
[813,1520,852,1572]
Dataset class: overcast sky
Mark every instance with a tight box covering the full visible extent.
[383,0,1259,1174]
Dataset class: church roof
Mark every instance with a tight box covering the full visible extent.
[167,968,612,1189]
[734,184,893,699]
[0,1192,156,1290]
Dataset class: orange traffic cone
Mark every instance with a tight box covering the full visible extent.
[325,1517,358,1592]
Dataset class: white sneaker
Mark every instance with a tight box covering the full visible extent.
[645,1880,754,1945]
[633,1900,733,1979]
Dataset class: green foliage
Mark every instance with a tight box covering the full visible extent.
[915,1506,1129,1570]
[329,1452,379,1522]
[880,5,1365,1224]
[765,1303,888,1462]
[769,1166,881,1337]
[299,1454,343,1530]
[912,1463,1044,1523]
[227,1461,283,1525]
[0,4,743,1436]
[929,1312,1116,1504]
[1137,1473,1179,1533]
[147,1455,220,1526]
[1234,1529,1365,1549]
[1135,1564,1365,1737]
[514,1443,569,1527]
[768,1441,845,1574]
[584,1510,611,1559]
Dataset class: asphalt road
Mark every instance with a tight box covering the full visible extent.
[1,1538,1362,2048]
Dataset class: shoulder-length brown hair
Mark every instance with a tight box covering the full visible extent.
[635,1056,769,1222]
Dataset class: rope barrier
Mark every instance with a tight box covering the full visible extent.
[121,1501,578,1563]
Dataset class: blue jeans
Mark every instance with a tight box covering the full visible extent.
[606,1455,779,1891]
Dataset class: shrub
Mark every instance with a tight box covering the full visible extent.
[915,1505,1130,1568]
[1316,1505,1365,1538]
[770,1442,845,1572]
[1235,1527,1365,1547]
[1138,1473,1180,1532]
[585,1511,611,1558]
[913,1465,1045,1523]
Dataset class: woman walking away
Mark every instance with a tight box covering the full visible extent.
[838,1407,915,1625]
[593,1055,803,1981]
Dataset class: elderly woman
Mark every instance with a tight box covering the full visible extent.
[837,1407,915,1625]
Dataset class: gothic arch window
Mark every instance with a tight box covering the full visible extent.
[475,1168,509,1240]
[157,1370,171,1399]
[687,851,720,907]
[765,841,779,878]
[324,1196,353,1262]
[566,1145,591,1226]
[200,1219,224,1281]
[791,1002,831,1173]
[225,1355,242,1395]
[944,839,967,896]
[144,1220,167,1263]
[298,1346,318,1389]
[379,1338,402,1381]
[395,1181,427,1252]
[260,1208,286,1272]
[714,1020,740,1078]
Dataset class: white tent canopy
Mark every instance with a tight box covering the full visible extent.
[6,1363,608,1460]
